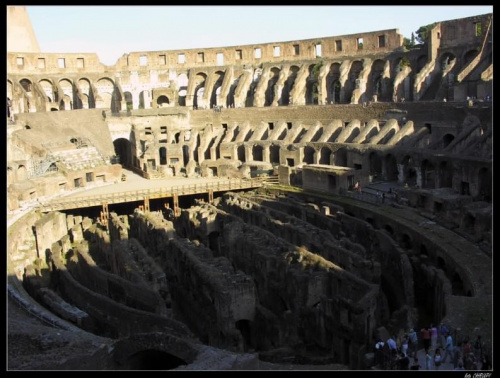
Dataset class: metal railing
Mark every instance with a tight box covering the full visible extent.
[38,178,264,212]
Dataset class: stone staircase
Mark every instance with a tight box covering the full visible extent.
[53,146,107,171]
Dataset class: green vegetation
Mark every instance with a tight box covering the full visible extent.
[312,61,323,79]
[415,23,436,45]
[403,32,416,49]
[399,56,411,70]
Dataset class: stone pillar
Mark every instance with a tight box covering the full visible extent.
[244,145,253,162]
[397,163,405,184]
[262,146,270,163]
[314,150,320,165]
[415,167,422,189]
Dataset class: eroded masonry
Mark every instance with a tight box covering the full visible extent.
[7,7,492,370]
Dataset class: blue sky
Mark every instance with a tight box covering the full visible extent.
[26,5,492,66]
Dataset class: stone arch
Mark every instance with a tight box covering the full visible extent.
[402,155,418,187]
[124,91,133,111]
[38,79,55,103]
[269,144,280,165]
[177,73,189,107]
[305,64,319,105]
[400,233,412,250]
[439,52,456,71]
[333,148,347,166]
[384,153,398,181]
[157,95,170,107]
[421,159,435,189]
[226,74,243,108]
[319,147,331,165]
[113,138,134,168]
[326,62,341,104]
[237,145,246,163]
[344,60,363,102]
[264,67,280,107]
[19,78,32,92]
[281,65,299,105]
[252,145,263,161]
[368,59,386,101]
[138,91,149,109]
[438,161,453,188]
[210,71,225,108]
[193,73,207,109]
[303,146,315,164]
[416,55,428,73]
[369,152,382,177]
[77,78,94,108]
[462,49,478,67]
[442,133,454,148]
[159,146,167,165]
[95,78,116,110]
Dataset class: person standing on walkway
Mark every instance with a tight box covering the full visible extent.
[434,348,443,370]
[442,332,454,363]
[425,350,433,370]
[408,328,418,358]
[430,324,438,352]
[453,341,463,369]
[421,326,431,353]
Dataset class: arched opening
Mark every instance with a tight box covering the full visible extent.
[226,75,242,108]
[252,145,263,162]
[384,225,394,235]
[437,256,446,272]
[369,152,382,178]
[235,319,252,352]
[210,72,224,108]
[384,154,398,182]
[95,78,115,109]
[416,55,428,73]
[78,78,94,108]
[451,272,465,296]
[421,159,435,189]
[124,92,133,111]
[237,145,246,163]
[345,60,363,102]
[368,59,386,101]
[326,63,341,104]
[157,95,169,107]
[124,349,187,370]
[281,66,299,105]
[182,145,189,166]
[402,156,417,187]
[420,244,428,256]
[463,49,478,68]
[333,148,347,166]
[319,147,331,165]
[400,234,412,250]
[208,231,220,255]
[440,52,456,71]
[305,64,319,105]
[159,147,167,165]
[303,146,315,164]
[269,145,280,165]
[113,138,133,168]
[264,67,280,106]
[438,161,453,188]
[20,78,32,92]
[177,73,189,107]
[442,134,454,148]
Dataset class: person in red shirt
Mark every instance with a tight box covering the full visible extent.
[421,326,431,353]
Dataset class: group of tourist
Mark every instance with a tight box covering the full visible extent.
[374,323,491,370]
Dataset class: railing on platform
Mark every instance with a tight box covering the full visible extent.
[37,178,265,212]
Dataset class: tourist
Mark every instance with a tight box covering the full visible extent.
[400,334,409,357]
[425,350,433,370]
[430,324,438,352]
[408,328,418,357]
[421,326,431,353]
[374,339,385,367]
[438,322,449,348]
[473,335,484,359]
[434,348,443,370]
[386,336,397,352]
[442,332,454,363]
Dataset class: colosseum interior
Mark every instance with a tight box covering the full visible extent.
[7,6,492,370]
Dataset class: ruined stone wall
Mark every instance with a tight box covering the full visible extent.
[128,210,256,352]
[49,238,191,339]
[34,211,67,258]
